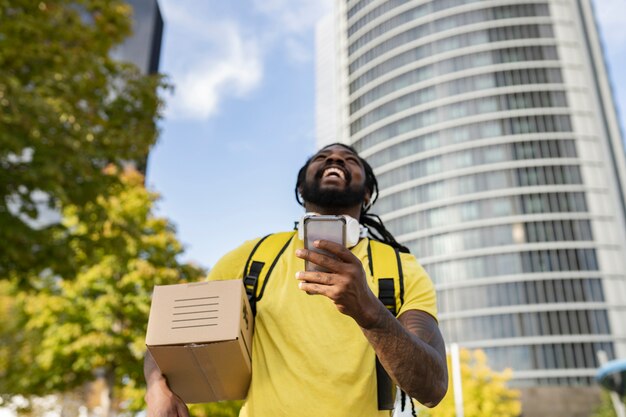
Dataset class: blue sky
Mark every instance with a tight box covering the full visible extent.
[146,0,626,270]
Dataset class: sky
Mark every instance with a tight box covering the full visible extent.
[147,0,332,269]
[146,0,626,270]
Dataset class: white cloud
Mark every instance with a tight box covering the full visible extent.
[252,0,332,34]
[167,24,262,120]
[252,0,333,63]
[160,4,262,120]
[158,0,333,120]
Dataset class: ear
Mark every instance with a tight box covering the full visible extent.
[363,190,372,210]
[297,185,307,207]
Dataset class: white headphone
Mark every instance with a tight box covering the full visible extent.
[297,213,362,247]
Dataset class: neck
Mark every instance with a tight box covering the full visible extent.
[303,202,362,221]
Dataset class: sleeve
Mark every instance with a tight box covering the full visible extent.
[396,252,438,320]
[206,237,264,282]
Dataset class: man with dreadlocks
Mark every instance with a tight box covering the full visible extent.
[145,143,448,417]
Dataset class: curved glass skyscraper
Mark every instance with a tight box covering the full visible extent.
[317,0,626,413]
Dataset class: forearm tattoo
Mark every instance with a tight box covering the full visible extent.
[362,308,448,406]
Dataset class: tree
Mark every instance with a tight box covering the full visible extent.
[0,168,205,415]
[0,2,246,415]
[188,402,244,417]
[591,391,621,417]
[417,348,522,417]
[0,0,166,281]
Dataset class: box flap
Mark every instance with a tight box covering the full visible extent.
[148,341,252,403]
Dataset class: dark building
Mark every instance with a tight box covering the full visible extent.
[113,0,164,75]
[112,0,164,174]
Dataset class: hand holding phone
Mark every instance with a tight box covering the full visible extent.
[303,215,346,272]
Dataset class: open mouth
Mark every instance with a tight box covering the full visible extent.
[322,167,346,180]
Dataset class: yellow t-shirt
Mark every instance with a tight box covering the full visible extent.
[207,234,437,417]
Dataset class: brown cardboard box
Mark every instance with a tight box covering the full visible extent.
[146,280,253,403]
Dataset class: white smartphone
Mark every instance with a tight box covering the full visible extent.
[303,215,346,272]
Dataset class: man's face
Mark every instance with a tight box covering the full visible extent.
[300,145,370,209]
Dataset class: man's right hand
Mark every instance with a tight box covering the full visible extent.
[145,377,190,417]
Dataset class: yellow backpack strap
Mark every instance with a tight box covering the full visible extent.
[368,239,405,410]
[368,240,404,315]
[243,231,296,315]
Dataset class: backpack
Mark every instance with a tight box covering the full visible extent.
[241,230,405,410]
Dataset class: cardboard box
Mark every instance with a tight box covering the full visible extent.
[146,280,254,403]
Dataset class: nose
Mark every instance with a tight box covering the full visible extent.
[323,152,346,166]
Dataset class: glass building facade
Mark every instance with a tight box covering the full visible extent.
[317,0,626,390]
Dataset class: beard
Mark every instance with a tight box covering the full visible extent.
[300,177,367,209]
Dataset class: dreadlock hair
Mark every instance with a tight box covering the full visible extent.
[295,142,410,253]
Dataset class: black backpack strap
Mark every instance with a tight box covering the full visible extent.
[369,240,405,410]
[368,241,404,314]
[243,231,296,316]
[378,278,396,315]
[243,235,271,315]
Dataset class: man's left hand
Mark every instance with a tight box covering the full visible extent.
[295,240,382,328]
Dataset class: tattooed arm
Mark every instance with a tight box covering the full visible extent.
[296,240,448,406]
[362,307,448,406]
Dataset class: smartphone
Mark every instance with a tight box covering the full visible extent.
[303,215,346,272]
